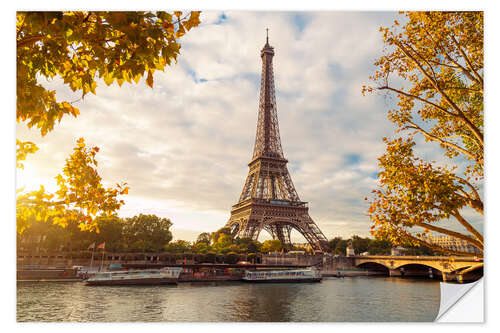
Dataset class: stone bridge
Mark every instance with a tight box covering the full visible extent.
[353,255,483,281]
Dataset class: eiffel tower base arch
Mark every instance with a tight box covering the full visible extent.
[226,200,329,252]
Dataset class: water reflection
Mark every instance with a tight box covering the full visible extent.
[17,277,440,322]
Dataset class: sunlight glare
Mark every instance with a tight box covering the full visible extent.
[16,163,56,193]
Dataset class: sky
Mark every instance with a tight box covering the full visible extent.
[16,11,484,243]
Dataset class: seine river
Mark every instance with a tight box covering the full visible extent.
[17,277,440,322]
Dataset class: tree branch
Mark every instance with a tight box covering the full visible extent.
[405,120,482,165]
[403,41,439,81]
[392,39,484,147]
[405,231,481,256]
[450,34,484,88]
[377,85,456,117]
[420,25,483,92]
[451,175,483,214]
[16,15,27,40]
[16,197,68,207]
[17,35,44,48]
[451,209,484,245]
[415,222,483,250]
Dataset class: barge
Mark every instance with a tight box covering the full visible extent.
[85,267,182,286]
[17,266,81,282]
[242,267,322,283]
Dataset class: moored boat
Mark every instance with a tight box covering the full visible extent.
[242,267,322,283]
[17,266,81,282]
[85,267,182,286]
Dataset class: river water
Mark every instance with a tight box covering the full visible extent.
[17,277,440,322]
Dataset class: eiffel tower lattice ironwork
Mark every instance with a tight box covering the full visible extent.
[225,33,329,252]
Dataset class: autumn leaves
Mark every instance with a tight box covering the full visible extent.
[16,11,201,233]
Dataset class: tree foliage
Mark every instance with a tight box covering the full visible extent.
[211,227,232,244]
[16,11,201,233]
[18,214,172,253]
[350,235,371,254]
[234,237,261,253]
[17,11,201,137]
[326,236,433,255]
[123,214,173,252]
[163,240,191,254]
[363,12,483,255]
[16,140,38,169]
[260,239,283,253]
[195,232,212,244]
[17,138,128,233]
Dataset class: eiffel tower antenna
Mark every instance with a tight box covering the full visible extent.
[225,35,329,252]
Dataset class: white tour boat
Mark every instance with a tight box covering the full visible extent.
[242,267,322,283]
[85,267,182,286]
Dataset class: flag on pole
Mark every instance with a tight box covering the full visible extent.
[88,242,95,250]
[97,242,106,249]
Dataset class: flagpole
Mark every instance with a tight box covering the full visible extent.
[90,244,95,270]
[100,247,105,272]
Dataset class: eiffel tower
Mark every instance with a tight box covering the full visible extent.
[226,32,329,252]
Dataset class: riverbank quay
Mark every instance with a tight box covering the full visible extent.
[17,263,319,283]
[17,252,482,283]
[17,266,81,282]
[122,262,318,282]
[16,265,384,282]
[321,269,387,277]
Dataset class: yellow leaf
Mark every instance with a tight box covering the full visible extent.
[103,72,114,86]
[146,70,154,88]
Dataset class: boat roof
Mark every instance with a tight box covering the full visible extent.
[94,267,181,274]
[245,268,314,272]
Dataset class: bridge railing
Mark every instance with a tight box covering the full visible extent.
[353,255,482,262]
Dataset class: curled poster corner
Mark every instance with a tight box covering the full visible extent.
[436,278,483,322]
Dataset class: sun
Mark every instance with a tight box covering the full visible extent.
[16,163,55,193]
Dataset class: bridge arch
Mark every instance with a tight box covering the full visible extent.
[392,262,446,272]
[355,258,444,271]
[356,262,390,273]
[354,256,483,276]
[456,263,483,275]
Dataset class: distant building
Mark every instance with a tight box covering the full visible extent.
[424,235,481,255]
[18,234,48,252]
[391,247,406,256]
[346,241,355,257]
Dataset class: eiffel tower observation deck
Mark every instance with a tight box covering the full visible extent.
[226,31,329,252]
